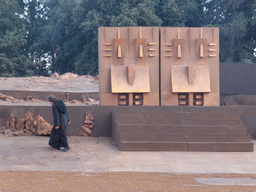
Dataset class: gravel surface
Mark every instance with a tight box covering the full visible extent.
[1,172,256,192]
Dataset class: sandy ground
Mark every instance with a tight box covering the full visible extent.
[0,135,256,191]
[1,172,256,192]
[0,73,99,93]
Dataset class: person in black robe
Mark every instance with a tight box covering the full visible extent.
[47,95,71,151]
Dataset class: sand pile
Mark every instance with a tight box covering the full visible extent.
[51,72,78,79]
[0,73,99,92]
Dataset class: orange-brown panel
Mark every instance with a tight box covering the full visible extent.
[171,65,211,93]
[111,65,150,93]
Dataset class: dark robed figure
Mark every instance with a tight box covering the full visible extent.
[47,95,70,151]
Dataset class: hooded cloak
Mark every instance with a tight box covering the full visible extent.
[49,100,70,149]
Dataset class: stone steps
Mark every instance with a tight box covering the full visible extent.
[115,119,244,126]
[112,111,254,152]
[119,132,251,142]
[115,125,248,134]
[114,112,242,124]
[119,141,253,152]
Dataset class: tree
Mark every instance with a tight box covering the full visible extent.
[34,0,256,76]
[203,0,256,63]
[156,0,200,27]
[44,0,163,75]
[23,0,49,54]
[41,0,86,74]
[0,0,24,37]
[0,0,27,76]
[0,0,48,77]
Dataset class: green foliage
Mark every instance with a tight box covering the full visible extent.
[157,0,200,27]
[0,26,33,76]
[45,0,163,75]
[24,0,50,53]
[1,0,256,77]
[203,0,256,63]
[0,0,24,37]
[0,0,50,77]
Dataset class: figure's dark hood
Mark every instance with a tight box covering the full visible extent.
[54,100,67,113]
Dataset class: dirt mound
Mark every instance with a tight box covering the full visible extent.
[51,72,97,81]
[56,72,79,80]
[50,72,59,78]
[0,73,99,93]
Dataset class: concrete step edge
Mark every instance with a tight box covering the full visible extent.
[115,124,246,128]
[119,133,251,136]
[120,140,251,143]
[114,112,241,120]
